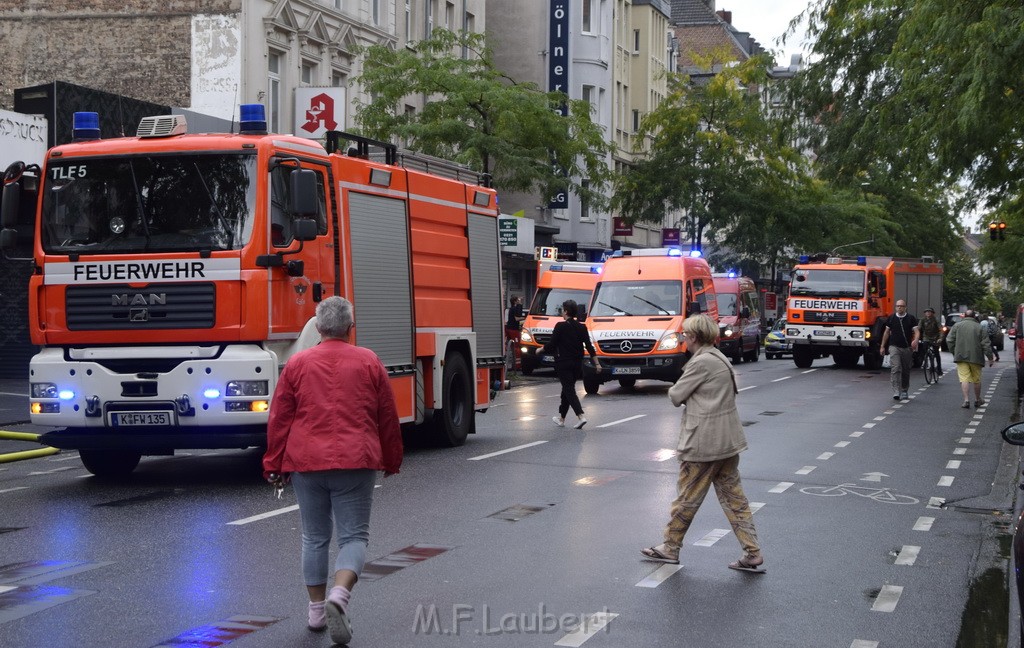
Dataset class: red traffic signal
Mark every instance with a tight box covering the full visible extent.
[999,221,1007,240]
[990,222,999,240]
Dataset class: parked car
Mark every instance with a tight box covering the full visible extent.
[1010,304,1024,393]
[764,318,791,359]
[999,421,1024,643]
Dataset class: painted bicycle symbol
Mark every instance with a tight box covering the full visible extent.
[799,483,919,505]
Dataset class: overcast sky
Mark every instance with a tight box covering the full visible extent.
[716,1,814,67]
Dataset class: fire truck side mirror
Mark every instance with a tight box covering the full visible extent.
[289,169,318,217]
[292,218,318,242]
[1,180,20,228]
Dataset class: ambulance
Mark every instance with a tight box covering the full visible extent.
[711,273,763,363]
[582,248,717,394]
[519,261,602,375]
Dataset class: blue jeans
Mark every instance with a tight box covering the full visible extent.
[291,469,376,586]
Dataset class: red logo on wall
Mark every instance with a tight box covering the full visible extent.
[613,217,633,236]
[301,93,338,133]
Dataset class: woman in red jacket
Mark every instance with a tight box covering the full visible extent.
[263,296,403,645]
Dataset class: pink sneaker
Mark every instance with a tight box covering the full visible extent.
[326,590,353,645]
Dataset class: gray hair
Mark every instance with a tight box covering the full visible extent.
[316,296,354,338]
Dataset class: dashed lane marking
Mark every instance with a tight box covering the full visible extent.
[937,476,955,487]
[895,545,920,566]
[873,416,886,421]
[862,423,876,429]
[953,448,967,455]
[0,487,29,494]
[946,460,961,470]
[738,386,757,392]
[928,497,945,509]
[958,437,972,444]
[851,640,879,648]
[913,516,935,531]
[769,482,794,493]
[771,376,791,382]
[27,466,74,476]
[802,369,818,374]
[835,441,850,448]
[850,431,864,437]
[693,529,731,547]
[226,505,300,526]
[871,585,904,612]
[635,564,683,588]
[817,452,835,460]
[596,414,645,428]
[554,612,618,647]
[795,466,816,475]
[468,441,549,461]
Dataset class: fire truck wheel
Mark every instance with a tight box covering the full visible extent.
[79,449,141,478]
[433,352,472,447]
[793,347,814,369]
[583,377,601,394]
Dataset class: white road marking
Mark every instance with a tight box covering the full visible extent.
[0,585,17,594]
[873,416,886,421]
[596,414,646,428]
[895,545,920,566]
[49,454,81,462]
[871,585,904,612]
[946,460,961,470]
[227,504,300,525]
[913,517,935,531]
[850,431,864,437]
[937,476,955,487]
[769,482,794,493]
[817,452,835,460]
[694,529,731,546]
[958,437,972,444]
[28,466,74,476]
[795,466,816,475]
[649,449,678,462]
[738,385,757,392]
[927,497,945,509]
[771,376,791,382]
[750,502,765,513]
[964,429,975,435]
[554,611,618,647]
[953,448,967,455]
[892,404,903,409]
[851,640,879,648]
[802,369,817,374]
[0,486,29,494]
[862,423,876,429]
[635,564,683,588]
[973,415,983,420]
[884,409,895,414]
[468,441,548,461]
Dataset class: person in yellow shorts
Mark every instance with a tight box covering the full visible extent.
[945,310,994,408]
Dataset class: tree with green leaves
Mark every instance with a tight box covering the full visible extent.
[942,252,989,313]
[353,29,613,207]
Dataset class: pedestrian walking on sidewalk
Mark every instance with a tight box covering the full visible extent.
[880,299,919,401]
[544,299,601,429]
[945,309,994,408]
[263,296,403,645]
[640,314,765,574]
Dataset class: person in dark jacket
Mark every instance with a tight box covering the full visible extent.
[544,299,601,428]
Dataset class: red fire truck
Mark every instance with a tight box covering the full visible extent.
[0,105,505,477]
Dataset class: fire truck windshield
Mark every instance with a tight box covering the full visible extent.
[591,280,681,316]
[41,153,257,254]
[790,269,864,297]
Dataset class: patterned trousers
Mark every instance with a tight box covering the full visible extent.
[663,454,761,556]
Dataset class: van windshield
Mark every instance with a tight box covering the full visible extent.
[716,293,738,316]
[789,269,864,297]
[529,288,593,318]
[590,280,681,316]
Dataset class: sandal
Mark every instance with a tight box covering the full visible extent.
[728,554,766,574]
[640,545,679,565]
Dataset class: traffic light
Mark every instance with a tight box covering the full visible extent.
[990,221,999,240]
[999,221,1007,240]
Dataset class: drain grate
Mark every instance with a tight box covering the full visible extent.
[488,503,554,522]
[759,411,783,416]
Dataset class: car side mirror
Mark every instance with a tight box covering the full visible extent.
[1002,422,1024,445]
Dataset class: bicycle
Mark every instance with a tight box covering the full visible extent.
[921,341,940,384]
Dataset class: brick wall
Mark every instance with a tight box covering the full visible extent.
[0,1,240,109]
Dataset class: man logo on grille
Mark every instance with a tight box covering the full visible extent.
[619,340,633,353]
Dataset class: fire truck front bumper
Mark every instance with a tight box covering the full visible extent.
[583,353,688,383]
[786,324,870,347]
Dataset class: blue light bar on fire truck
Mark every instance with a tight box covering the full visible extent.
[72,112,101,141]
[549,264,603,274]
[239,103,268,135]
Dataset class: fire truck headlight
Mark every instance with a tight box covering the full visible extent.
[850,331,864,339]
[520,329,534,343]
[658,332,681,351]
[31,383,59,399]
[225,380,269,397]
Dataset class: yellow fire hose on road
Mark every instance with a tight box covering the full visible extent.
[0,430,60,463]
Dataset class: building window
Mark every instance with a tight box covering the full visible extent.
[335,0,342,9]
[405,0,412,43]
[445,1,454,29]
[301,62,315,85]
[632,109,640,133]
[580,179,591,222]
[582,0,593,33]
[633,29,640,53]
[332,72,346,87]
[268,51,282,133]
[582,85,594,112]
[425,0,434,38]
[372,0,380,26]
[465,11,474,32]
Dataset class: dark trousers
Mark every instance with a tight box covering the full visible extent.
[556,366,584,418]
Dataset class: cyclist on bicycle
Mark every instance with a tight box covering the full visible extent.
[919,307,943,376]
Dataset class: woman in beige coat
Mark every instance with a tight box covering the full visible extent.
[640,314,765,573]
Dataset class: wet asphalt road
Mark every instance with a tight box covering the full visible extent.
[0,351,1022,648]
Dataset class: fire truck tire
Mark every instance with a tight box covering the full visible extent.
[79,449,141,478]
[583,377,601,394]
[433,352,472,447]
[793,347,814,369]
